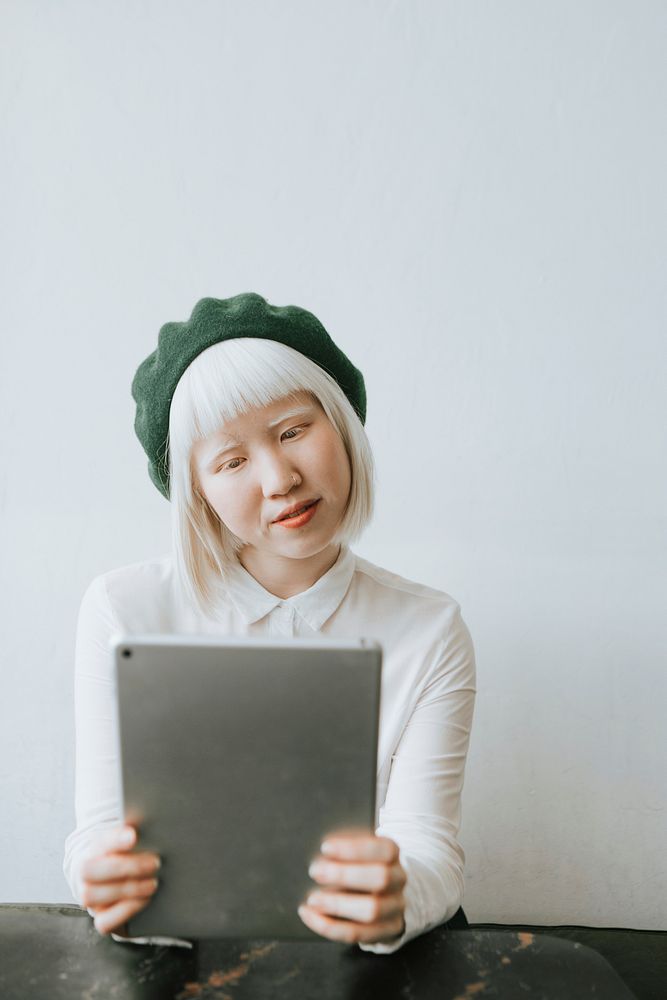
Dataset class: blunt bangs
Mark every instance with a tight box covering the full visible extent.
[167,338,375,617]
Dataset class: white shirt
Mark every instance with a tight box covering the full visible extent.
[63,545,476,954]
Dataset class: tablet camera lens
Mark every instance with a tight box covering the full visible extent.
[122,649,132,658]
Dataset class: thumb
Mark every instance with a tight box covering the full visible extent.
[93,824,138,855]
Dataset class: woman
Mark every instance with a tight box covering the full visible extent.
[63,293,476,955]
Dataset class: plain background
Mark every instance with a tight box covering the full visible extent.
[1,1,665,927]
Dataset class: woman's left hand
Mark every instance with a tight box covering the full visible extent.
[298,832,407,945]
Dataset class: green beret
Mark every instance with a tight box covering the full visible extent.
[131,292,366,500]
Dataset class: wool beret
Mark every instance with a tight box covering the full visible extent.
[131,292,366,500]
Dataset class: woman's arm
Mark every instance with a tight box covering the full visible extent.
[357,605,477,954]
[63,574,125,901]
[63,575,162,936]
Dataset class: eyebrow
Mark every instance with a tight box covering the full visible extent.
[203,405,314,467]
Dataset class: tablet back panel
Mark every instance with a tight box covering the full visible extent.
[112,635,382,940]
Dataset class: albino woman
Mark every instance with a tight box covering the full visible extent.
[63,293,477,954]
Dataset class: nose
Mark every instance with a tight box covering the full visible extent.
[259,450,301,498]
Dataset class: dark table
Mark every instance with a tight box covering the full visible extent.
[0,904,636,999]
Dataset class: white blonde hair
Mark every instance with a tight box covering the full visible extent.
[167,338,375,617]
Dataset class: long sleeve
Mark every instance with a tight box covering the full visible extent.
[358,607,477,954]
[62,550,477,954]
[62,575,124,903]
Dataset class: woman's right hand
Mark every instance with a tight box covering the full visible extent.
[79,825,161,936]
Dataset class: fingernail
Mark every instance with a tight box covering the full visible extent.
[297,905,306,919]
[307,893,322,907]
[320,840,335,855]
[120,829,134,846]
[308,862,322,879]
[153,856,162,871]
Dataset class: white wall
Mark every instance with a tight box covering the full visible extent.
[1,1,665,927]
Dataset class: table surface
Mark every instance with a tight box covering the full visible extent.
[0,905,636,1000]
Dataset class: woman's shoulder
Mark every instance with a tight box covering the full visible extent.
[350,553,475,683]
[86,552,173,592]
[81,553,176,626]
[352,552,463,619]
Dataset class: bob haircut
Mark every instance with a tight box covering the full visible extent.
[167,337,375,617]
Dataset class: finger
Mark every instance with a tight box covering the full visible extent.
[309,859,406,893]
[91,826,138,854]
[306,888,404,925]
[320,835,399,864]
[82,852,161,884]
[82,877,159,909]
[297,904,405,945]
[93,896,153,936]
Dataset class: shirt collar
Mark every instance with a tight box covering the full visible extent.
[224,545,356,630]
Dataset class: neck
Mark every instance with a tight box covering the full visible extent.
[238,543,342,599]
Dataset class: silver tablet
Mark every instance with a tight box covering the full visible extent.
[111,634,382,940]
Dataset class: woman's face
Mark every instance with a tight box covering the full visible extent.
[191,391,352,571]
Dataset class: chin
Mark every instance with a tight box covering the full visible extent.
[277,536,333,556]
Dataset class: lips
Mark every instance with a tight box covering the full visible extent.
[273,499,319,523]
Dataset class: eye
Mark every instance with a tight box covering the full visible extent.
[219,457,244,472]
[281,424,306,441]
